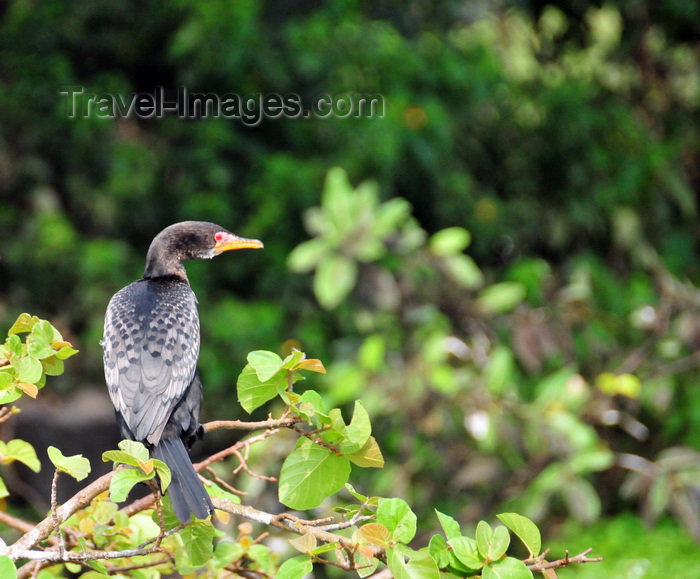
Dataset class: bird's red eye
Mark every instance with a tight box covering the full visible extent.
[214,232,225,243]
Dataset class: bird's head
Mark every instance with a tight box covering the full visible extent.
[144,221,263,280]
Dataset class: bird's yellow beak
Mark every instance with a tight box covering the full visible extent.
[213,233,264,255]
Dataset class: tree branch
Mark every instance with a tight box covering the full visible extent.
[527,548,603,571]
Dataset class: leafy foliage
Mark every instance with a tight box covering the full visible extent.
[0,315,600,576]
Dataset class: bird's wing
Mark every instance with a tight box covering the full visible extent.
[103,280,200,444]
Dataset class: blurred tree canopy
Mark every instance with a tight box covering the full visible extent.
[1,0,699,574]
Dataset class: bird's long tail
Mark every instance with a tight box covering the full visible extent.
[151,436,214,523]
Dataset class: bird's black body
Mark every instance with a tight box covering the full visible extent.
[102,222,263,523]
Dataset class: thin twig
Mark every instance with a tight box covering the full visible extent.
[527,548,603,571]
[50,470,65,555]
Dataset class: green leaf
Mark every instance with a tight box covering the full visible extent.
[476,521,510,561]
[347,436,384,468]
[428,534,451,569]
[448,536,483,570]
[568,449,615,475]
[180,520,215,567]
[0,386,22,405]
[277,555,313,579]
[237,363,285,413]
[435,510,461,540]
[313,255,357,310]
[248,350,284,382]
[484,346,515,395]
[47,446,91,481]
[282,349,306,370]
[110,467,154,503]
[287,239,329,273]
[103,440,151,467]
[443,254,484,289]
[482,557,533,578]
[430,227,471,256]
[0,555,16,579]
[41,355,64,376]
[55,345,79,360]
[212,540,244,570]
[477,282,527,315]
[18,356,43,384]
[346,400,371,446]
[0,439,41,472]
[497,513,541,558]
[8,313,39,335]
[0,476,8,499]
[562,478,602,524]
[387,546,440,579]
[278,438,351,510]
[376,498,417,544]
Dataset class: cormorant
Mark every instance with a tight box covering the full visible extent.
[102,221,263,523]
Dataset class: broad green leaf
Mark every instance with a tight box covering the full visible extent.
[8,313,39,335]
[152,459,172,492]
[482,557,533,578]
[110,467,154,503]
[102,450,142,468]
[277,555,313,579]
[41,356,64,376]
[314,255,358,310]
[430,227,471,256]
[248,351,284,382]
[18,356,43,384]
[55,345,79,360]
[0,555,16,579]
[345,400,371,447]
[443,254,484,289]
[0,476,8,499]
[477,282,527,315]
[448,536,483,570]
[372,197,411,238]
[347,436,384,468]
[428,534,451,568]
[387,546,440,579]
[0,370,12,389]
[435,510,461,540]
[287,238,329,273]
[237,363,285,413]
[0,386,22,405]
[103,440,150,467]
[477,522,510,561]
[6,334,22,355]
[0,439,40,472]
[47,446,91,481]
[358,334,386,371]
[497,513,541,558]
[212,541,244,569]
[484,346,515,395]
[278,438,351,510]
[180,520,215,567]
[376,498,417,544]
[568,449,615,475]
[354,549,379,578]
[282,349,306,369]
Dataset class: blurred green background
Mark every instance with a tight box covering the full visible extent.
[1,0,699,576]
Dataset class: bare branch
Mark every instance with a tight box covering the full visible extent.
[527,548,604,571]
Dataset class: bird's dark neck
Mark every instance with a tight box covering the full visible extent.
[143,244,190,283]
